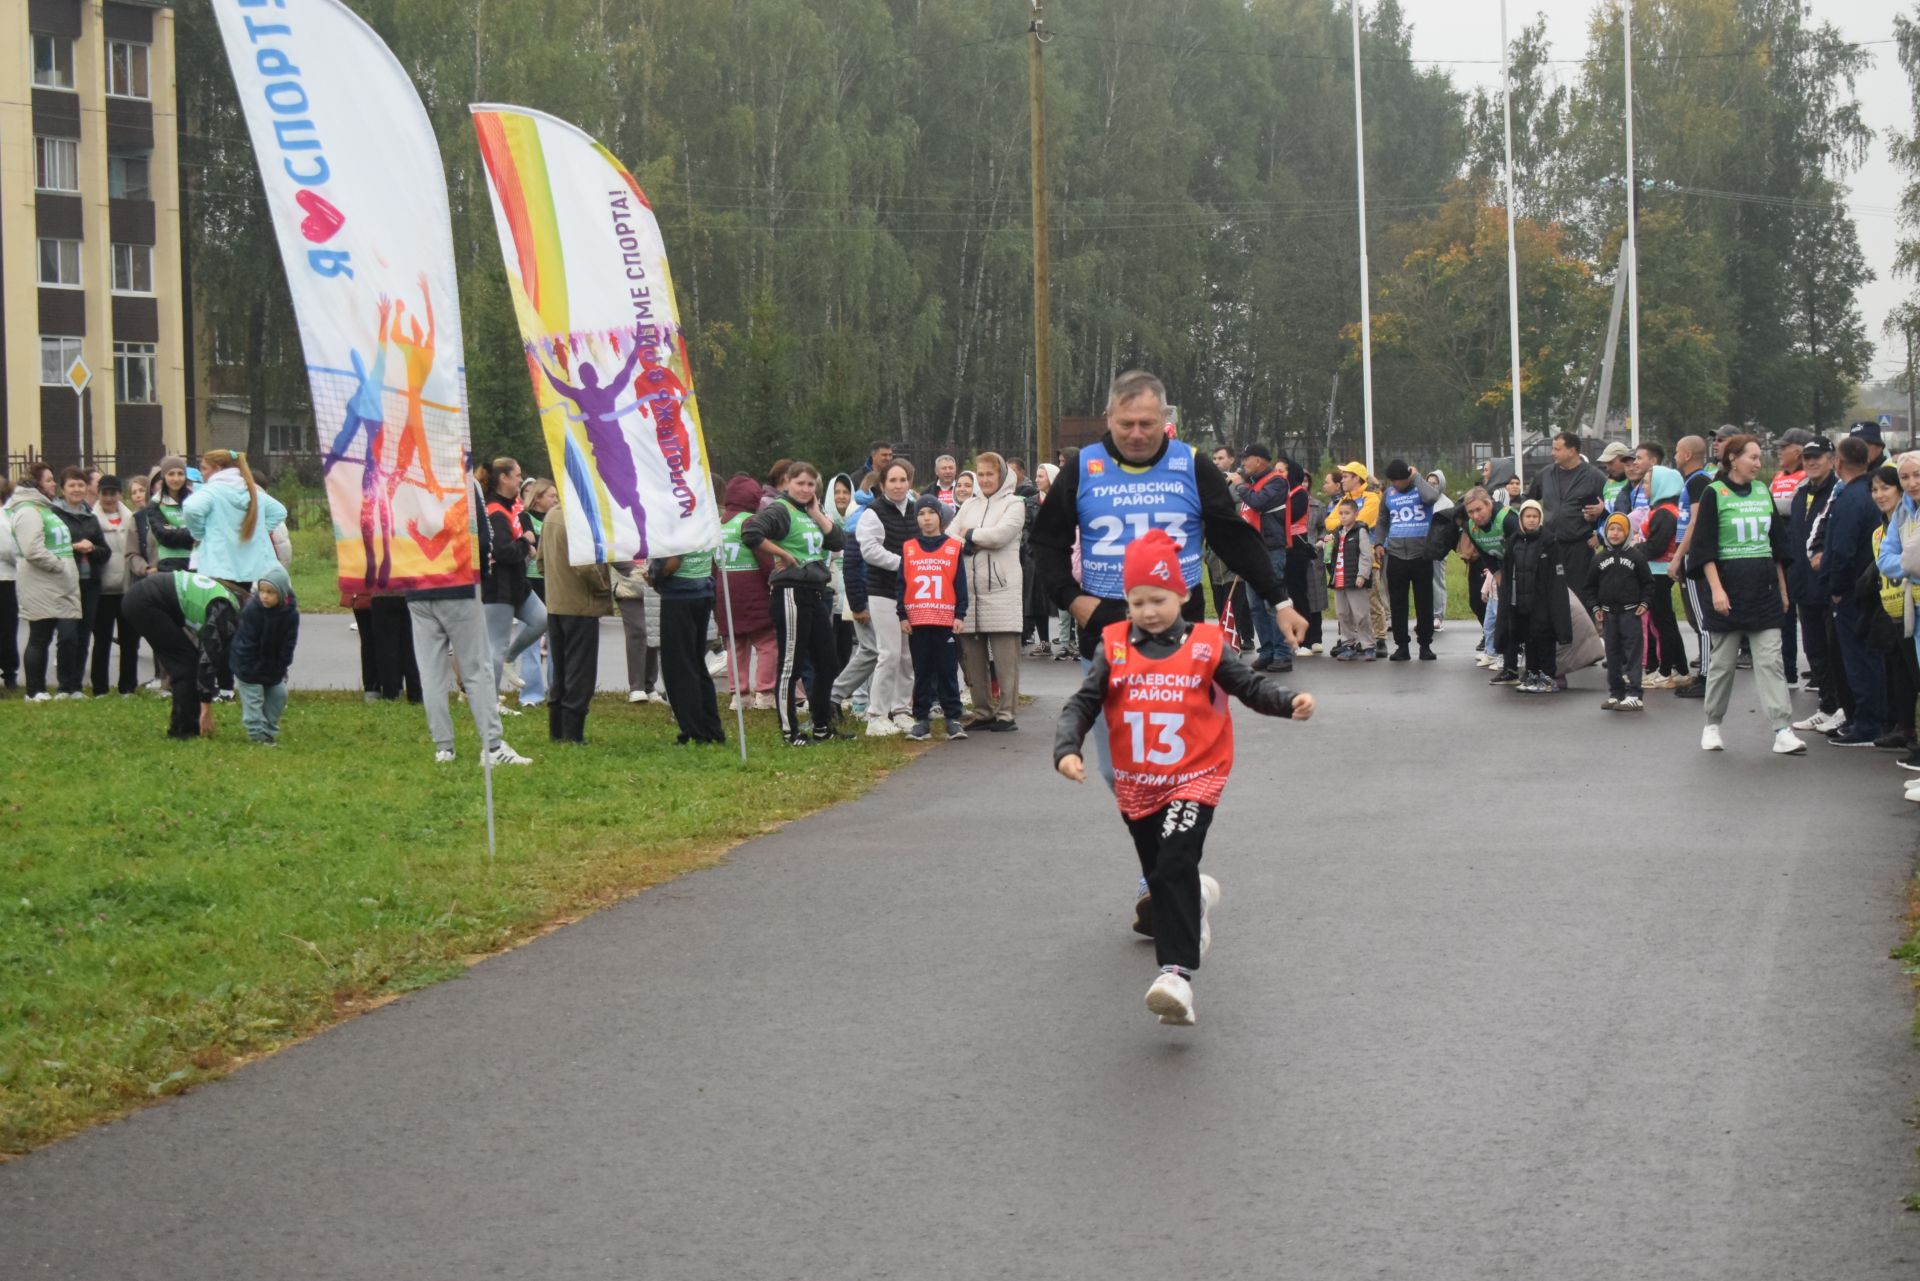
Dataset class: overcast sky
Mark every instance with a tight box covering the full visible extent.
[1396,0,1911,385]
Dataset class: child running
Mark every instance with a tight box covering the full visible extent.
[1054,530,1314,1027]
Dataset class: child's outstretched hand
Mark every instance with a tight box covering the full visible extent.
[1289,693,1316,721]
[1057,754,1086,783]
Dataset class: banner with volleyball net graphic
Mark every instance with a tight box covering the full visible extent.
[212,0,477,596]
[471,105,720,565]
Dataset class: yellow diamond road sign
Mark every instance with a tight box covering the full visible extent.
[65,357,91,395]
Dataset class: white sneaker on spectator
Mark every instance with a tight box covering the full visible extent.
[729,693,743,711]
[1772,729,1807,755]
[1145,970,1195,1026]
[434,749,455,763]
[1791,708,1845,734]
[1701,724,1724,752]
[486,742,533,766]
[26,692,52,703]
[500,665,526,693]
[864,716,900,738]
[891,711,916,732]
[750,692,776,711]
[629,690,649,703]
[496,698,523,717]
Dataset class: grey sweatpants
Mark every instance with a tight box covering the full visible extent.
[408,596,505,755]
[1705,628,1791,732]
[831,613,878,705]
[1335,587,1374,648]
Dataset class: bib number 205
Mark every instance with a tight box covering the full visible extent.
[1122,711,1187,766]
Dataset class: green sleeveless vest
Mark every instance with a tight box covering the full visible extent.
[173,572,239,629]
[771,499,827,565]
[718,513,756,572]
[1709,481,1772,561]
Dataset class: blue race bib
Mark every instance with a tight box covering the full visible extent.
[1077,441,1204,599]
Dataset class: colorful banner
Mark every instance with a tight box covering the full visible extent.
[212,0,476,595]
[471,105,719,565]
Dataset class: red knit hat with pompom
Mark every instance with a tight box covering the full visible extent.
[1122,529,1187,596]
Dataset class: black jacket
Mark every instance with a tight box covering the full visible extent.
[1032,433,1288,660]
[855,493,917,600]
[52,502,109,583]
[148,492,196,559]
[1054,617,1299,766]
[230,594,301,686]
[1583,542,1655,612]
[1527,461,1608,545]
[1497,529,1572,646]
[1784,473,1834,606]
[742,499,847,588]
[482,500,531,607]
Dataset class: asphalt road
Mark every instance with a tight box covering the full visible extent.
[5,629,1919,1279]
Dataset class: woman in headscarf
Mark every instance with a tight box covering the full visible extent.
[948,452,1025,729]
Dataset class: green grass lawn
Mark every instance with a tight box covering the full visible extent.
[0,692,914,1154]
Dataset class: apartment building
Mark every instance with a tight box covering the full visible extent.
[2,0,186,473]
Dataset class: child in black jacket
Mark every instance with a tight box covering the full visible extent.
[230,565,300,744]
[1584,513,1654,710]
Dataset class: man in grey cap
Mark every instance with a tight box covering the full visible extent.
[1770,429,1814,516]
[1596,441,1633,532]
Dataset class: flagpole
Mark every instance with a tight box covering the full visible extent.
[1623,0,1643,448]
[718,564,749,763]
[1350,0,1376,476]
[1500,0,1526,484]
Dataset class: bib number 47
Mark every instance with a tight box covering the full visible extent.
[1122,711,1187,766]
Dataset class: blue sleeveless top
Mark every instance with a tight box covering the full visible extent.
[1076,441,1204,599]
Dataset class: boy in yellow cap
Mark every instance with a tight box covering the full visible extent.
[1584,511,1654,710]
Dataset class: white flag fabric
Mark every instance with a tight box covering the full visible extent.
[471,104,721,565]
[212,0,476,593]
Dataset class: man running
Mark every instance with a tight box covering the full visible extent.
[1033,370,1306,936]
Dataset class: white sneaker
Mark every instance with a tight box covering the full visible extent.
[750,692,776,711]
[1642,672,1669,689]
[1904,778,1920,799]
[891,711,916,732]
[1906,786,1920,805]
[486,742,533,766]
[500,664,526,693]
[25,692,52,703]
[143,679,162,692]
[864,716,900,738]
[629,689,649,704]
[729,693,743,711]
[1199,874,1221,957]
[1772,729,1807,755]
[1701,723,1724,752]
[1145,970,1196,1026]
[1792,708,1845,734]
[1618,696,1644,711]
[496,698,523,717]
[434,749,455,763]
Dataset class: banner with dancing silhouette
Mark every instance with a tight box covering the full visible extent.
[470,105,720,565]
[213,0,477,594]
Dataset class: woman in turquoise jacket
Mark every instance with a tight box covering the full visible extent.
[182,450,289,587]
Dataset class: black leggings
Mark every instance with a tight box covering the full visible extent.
[122,578,202,737]
[91,592,138,695]
[24,617,85,695]
[1645,577,1687,676]
[772,584,840,740]
[1124,800,1214,974]
[1886,642,1920,737]
[1505,605,1556,676]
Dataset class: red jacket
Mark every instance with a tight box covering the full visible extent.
[714,474,774,637]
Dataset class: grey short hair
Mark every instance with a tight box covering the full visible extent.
[936,454,957,467]
[1106,370,1166,414]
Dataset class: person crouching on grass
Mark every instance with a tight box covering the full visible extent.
[898,494,969,741]
[1054,530,1314,1027]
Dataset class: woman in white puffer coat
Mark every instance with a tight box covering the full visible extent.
[947,451,1026,729]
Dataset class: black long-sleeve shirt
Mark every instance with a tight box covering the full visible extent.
[1054,617,1299,765]
[1033,434,1289,658]
[740,499,847,587]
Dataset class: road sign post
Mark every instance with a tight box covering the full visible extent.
[66,357,91,461]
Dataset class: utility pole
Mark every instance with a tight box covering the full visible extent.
[1622,0,1642,449]
[1908,325,1916,447]
[1499,0,1525,483]
[1028,1,1053,466]
[1350,0,1376,476]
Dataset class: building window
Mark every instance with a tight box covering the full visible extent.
[108,152,151,200]
[33,34,75,89]
[107,41,150,100]
[115,342,157,404]
[112,243,153,294]
[38,238,83,288]
[41,336,85,388]
[268,422,305,454]
[35,137,79,193]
